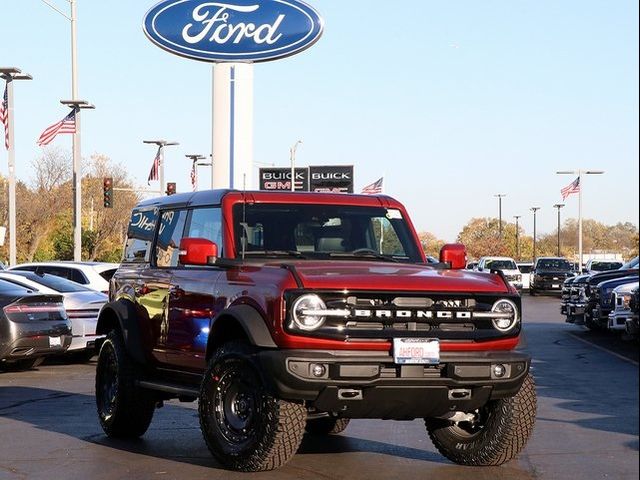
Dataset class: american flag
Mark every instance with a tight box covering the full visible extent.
[190,160,198,191]
[561,176,580,200]
[0,83,8,150]
[361,177,384,195]
[147,147,162,185]
[36,109,77,146]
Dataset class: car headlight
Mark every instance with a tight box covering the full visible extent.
[291,294,327,331]
[491,299,519,332]
[516,274,522,282]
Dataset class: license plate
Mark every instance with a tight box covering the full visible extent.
[49,337,62,348]
[552,284,560,288]
[393,338,439,365]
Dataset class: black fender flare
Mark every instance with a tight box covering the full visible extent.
[207,304,277,357]
[96,300,146,365]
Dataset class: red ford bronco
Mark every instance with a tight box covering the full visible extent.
[94,190,536,471]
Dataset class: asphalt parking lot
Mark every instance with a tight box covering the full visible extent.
[1,295,638,480]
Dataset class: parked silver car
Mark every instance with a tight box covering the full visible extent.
[0,271,107,359]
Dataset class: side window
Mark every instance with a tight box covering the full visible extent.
[71,269,88,284]
[155,209,188,268]
[187,208,223,253]
[39,266,74,282]
[124,209,159,263]
[12,266,37,273]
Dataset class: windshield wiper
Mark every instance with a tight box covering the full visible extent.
[243,250,308,259]
[329,251,400,263]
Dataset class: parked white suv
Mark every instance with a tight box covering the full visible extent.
[8,262,118,294]
[476,257,523,290]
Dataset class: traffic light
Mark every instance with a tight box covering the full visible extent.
[166,182,177,196]
[103,177,113,208]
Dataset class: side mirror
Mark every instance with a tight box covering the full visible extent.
[179,238,219,266]
[440,243,467,270]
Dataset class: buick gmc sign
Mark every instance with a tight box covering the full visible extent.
[143,0,324,63]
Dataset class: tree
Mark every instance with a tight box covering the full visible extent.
[17,148,72,262]
[417,231,446,258]
[82,154,140,261]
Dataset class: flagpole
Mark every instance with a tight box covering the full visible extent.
[557,169,604,274]
[1,68,33,266]
[578,170,583,272]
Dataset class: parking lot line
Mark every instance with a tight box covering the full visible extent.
[567,331,639,367]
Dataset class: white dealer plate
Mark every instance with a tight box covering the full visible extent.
[552,284,560,288]
[49,337,62,348]
[393,338,440,365]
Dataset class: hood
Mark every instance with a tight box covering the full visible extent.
[598,276,640,291]
[589,268,639,286]
[535,269,573,276]
[613,282,640,294]
[572,274,591,284]
[281,261,510,293]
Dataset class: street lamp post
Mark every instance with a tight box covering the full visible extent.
[553,203,565,257]
[557,170,605,272]
[290,140,302,192]
[495,194,506,238]
[513,215,521,260]
[144,140,180,193]
[185,154,207,191]
[0,68,33,266]
[39,0,90,262]
[60,99,94,261]
[530,207,540,261]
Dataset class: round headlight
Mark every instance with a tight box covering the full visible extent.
[291,294,327,331]
[491,299,519,332]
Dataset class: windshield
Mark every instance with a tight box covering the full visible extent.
[10,271,91,293]
[232,203,422,263]
[485,259,517,270]
[536,259,572,271]
[622,256,639,270]
[590,261,623,272]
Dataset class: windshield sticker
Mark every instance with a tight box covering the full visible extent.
[386,209,403,220]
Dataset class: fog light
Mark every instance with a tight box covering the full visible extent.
[311,363,327,378]
[493,364,507,378]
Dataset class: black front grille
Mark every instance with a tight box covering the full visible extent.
[285,291,521,342]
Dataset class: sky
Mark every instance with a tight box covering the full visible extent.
[1,0,638,241]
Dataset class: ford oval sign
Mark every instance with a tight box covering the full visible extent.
[143,0,324,63]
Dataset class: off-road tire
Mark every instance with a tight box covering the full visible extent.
[305,417,351,435]
[425,373,537,466]
[95,330,155,438]
[199,341,306,472]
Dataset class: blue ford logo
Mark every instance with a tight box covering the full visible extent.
[143,0,324,63]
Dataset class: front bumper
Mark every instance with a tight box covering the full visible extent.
[608,312,632,331]
[257,349,530,420]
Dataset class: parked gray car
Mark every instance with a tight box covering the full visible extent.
[0,271,106,360]
[0,278,72,370]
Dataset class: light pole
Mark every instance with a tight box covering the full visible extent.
[0,67,33,266]
[513,215,521,260]
[557,170,604,272]
[553,203,565,257]
[60,100,94,261]
[290,140,303,192]
[144,140,180,193]
[39,0,90,262]
[186,154,207,191]
[530,207,540,261]
[495,194,507,238]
